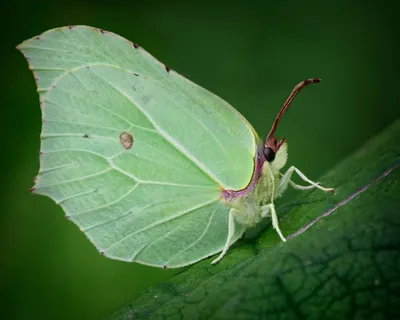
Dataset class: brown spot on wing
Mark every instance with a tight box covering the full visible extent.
[119,132,134,149]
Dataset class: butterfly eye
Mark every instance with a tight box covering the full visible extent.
[264,147,276,162]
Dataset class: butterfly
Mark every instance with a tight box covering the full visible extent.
[18,26,333,268]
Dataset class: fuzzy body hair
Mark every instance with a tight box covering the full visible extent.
[229,142,288,226]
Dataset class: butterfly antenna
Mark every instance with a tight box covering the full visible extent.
[266,78,321,150]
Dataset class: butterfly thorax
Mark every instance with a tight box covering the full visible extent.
[228,162,281,227]
[221,141,288,227]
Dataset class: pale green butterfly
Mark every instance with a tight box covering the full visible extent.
[18,26,334,268]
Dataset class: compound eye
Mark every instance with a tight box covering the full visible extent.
[264,147,276,162]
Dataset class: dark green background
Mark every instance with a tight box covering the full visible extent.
[2,1,399,319]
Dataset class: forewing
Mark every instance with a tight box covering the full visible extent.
[18,26,257,189]
[18,26,254,267]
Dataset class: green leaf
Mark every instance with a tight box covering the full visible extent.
[107,120,400,320]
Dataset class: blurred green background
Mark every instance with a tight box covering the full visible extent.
[2,1,399,319]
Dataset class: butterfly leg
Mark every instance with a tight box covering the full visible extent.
[289,180,320,190]
[211,210,235,264]
[278,166,334,195]
[261,203,287,242]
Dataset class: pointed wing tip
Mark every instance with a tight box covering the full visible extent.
[16,40,29,53]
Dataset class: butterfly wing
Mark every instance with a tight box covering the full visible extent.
[18,26,257,267]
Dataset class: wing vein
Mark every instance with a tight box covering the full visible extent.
[56,189,98,205]
[164,206,218,265]
[126,152,204,176]
[54,86,134,130]
[20,45,72,53]
[41,133,117,140]
[130,51,242,153]
[83,195,213,233]
[102,199,218,252]
[41,148,117,160]
[92,70,224,187]
[69,182,140,216]
[37,168,112,189]
[129,222,183,261]
[109,163,214,188]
